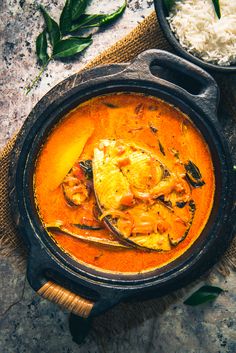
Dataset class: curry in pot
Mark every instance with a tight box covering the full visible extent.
[34,93,215,273]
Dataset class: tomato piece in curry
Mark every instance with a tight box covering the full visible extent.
[34,93,215,273]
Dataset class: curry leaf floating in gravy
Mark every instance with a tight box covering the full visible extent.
[149,124,158,134]
[103,102,120,108]
[79,160,93,179]
[184,160,205,188]
[74,224,103,231]
[158,140,165,156]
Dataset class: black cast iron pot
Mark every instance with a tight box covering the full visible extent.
[9,50,235,317]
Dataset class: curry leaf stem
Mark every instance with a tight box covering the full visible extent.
[25,58,51,95]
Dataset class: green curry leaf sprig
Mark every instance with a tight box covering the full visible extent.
[26,0,127,94]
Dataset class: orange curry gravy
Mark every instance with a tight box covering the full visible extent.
[34,93,215,273]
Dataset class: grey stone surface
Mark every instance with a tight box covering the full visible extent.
[1,254,236,353]
[0,0,152,148]
[0,1,236,353]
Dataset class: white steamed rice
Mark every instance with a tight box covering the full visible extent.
[167,0,236,66]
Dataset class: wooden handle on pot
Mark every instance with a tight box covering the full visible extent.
[37,281,94,318]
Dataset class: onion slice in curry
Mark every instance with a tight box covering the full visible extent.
[46,221,131,249]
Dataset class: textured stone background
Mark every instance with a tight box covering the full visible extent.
[0,1,236,352]
[0,0,152,148]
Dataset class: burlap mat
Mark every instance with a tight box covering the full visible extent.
[0,11,235,280]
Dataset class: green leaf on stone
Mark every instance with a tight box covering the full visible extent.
[69,0,126,32]
[184,160,205,188]
[184,285,223,306]
[36,30,49,65]
[71,0,88,21]
[60,0,88,34]
[69,314,92,345]
[53,36,92,58]
[40,5,60,47]
[69,14,104,32]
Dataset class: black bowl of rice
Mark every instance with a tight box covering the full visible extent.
[154,0,236,73]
